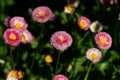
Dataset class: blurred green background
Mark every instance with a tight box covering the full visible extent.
[0,0,120,80]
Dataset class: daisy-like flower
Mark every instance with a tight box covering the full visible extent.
[86,48,102,62]
[77,16,91,30]
[6,70,19,79]
[4,16,11,27]
[45,54,53,63]
[32,6,54,23]
[3,28,21,46]
[10,16,28,31]
[64,5,75,14]
[90,21,103,33]
[95,32,112,49]
[21,30,34,44]
[53,74,68,80]
[50,31,73,51]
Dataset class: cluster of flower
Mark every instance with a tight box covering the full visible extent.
[3,0,116,79]
[4,16,34,46]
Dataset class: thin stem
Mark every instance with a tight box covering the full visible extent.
[55,51,62,74]
[10,48,15,69]
[84,63,92,80]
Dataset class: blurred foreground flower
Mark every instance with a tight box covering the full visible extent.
[86,48,102,62]
[21,30,34,44]
[100,0,118,6]
[77,16,91,30]
[32,6,54,23]
[53,74,68,80]
[90,21,103,33]
[95,32,112,50]
[50,31,73,51]
[45,54,53,63]
[3,28,21,46]
[10,16,28,31]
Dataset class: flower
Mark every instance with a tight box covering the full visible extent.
[95,32,112,49]
[77,16,91,30]
[18,71,24,79]
[10,16,28,31]
[90,21,103,33]
[86,48,102,62]
[6,70,19,79]
[100,0,118,6]
[32,6,54,23]
[45,54,53,63]
[64,5,75,14]
[4,16,11,27]
[3,28,21,46]
[50,31,73,51]
[21,30,34,44]
[53,74,68,80]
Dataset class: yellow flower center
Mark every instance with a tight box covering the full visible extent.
[8,72,16,78]
[90,53,97,59]
[79,20,87,28]
[58,35,65,42]
[15,22,23,29]
[65,5,74,13]
[99,36,106,45]
[45,55,53,63]
[22,34,26,41]
[39,11,45,18]
[9,33,17,40]
[18,71,24,79]
[92,23,97,30]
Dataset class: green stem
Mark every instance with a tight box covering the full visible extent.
[55,51,62,74]
[10,48,15,69]
[84,63,92,80]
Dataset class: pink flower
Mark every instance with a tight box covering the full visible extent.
[77,16,91,30]
[32,6,54,23]
[86,48,102,62]
[10,16,28,31]
[3,28,21,46]
[21,30,34,44]
[100,0,118,6]
[6,70,19,79]
[50,31,73,51]
[95,32,112,49]
[53,74,68,80]
[4,16,11,28]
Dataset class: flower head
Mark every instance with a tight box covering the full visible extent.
[45,54,53,63]
[10,16,28,31]
[77,16,91,30]
[50,31,73,51]
[4,16,11,28]
[21,30,34,44]
[90,21,103,33]
[86,48,102,62]
[6,70,19,79]
[32,6,54,23]
[53,74,68,80]
[95,32,112,49]
[64,5,75,14]
[3,28,21,46]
